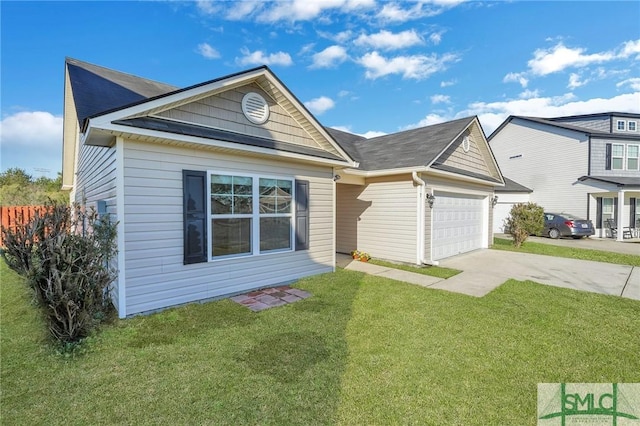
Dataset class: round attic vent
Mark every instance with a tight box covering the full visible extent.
[462,135,472,152]
[242,92,270,124]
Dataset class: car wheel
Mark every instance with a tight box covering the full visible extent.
[549,228,561,239]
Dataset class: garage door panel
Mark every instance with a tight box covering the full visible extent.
[432,193,485,260]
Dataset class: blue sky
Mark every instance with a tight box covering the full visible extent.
[1,1,639,177]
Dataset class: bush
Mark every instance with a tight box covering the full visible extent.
[1,203,117,343]
[505,202,545,248]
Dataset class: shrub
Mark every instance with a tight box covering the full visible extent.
[1,203,117,343]
[505,202,545,248]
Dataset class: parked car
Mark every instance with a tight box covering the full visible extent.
[542,212,595,239]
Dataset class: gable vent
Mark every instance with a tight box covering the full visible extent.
[242,92,270,124]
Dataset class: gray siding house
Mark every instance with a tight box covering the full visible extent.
[489,113,640,240]
[62,58,504,318]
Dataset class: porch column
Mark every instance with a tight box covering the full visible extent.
[617,189,625,242]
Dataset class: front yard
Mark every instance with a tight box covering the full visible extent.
[2,261,639,424]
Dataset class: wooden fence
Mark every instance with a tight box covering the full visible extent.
[0,206,49,246]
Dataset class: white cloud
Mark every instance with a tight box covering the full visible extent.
[440,79,456,87]
[236,48,293,66]
[620,39,640,57]
[519,89,540,99]
[567,73,587,89]
[617,77,640,91]
[429,31,444,45]
[528,43,616,76]
[310,45,348,69]
[196,0,219,15]
[430,94,451,104]
[338,90,351,97]
[256,0,373,23]
[225,1,264,20]
[361,130,387,138]
[358,51,459,80]
[467,92,640,135]
[404,113,450,129]
[0,111,63,174]
[376,0,465,22]
[0,111,62,147]
[196,43,220,59]
[503,72,528,88]
[354,29,423,50]
[304,96,335,115]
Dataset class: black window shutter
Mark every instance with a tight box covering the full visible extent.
[596,197,603,228]
[630,198,636,228]
[183,170,207,264]
[605,143,612,170]
[295,180,309,251]
[613,197,618,225]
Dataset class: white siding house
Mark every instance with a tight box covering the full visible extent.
[489,113,640,240]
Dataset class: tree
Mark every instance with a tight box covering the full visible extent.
[0,168,68,205]
[505,202,545,248]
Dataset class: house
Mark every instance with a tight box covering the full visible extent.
[492,177,532,233]
[489,113,640,241]
[62,58,504,318]
[329,117,504,264]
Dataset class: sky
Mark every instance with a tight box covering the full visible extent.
[1,1,639,178]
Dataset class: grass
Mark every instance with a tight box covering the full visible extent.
[369,258,461,278]
[2,260,639,425]
[492,237,640,266]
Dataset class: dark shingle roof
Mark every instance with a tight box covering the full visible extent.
[329,116,475,171]
[578,176,640,188]
[66,58,177,124]
[495,177,533,193]
[113,117,347,162]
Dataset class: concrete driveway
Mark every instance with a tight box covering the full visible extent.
[496,233,640,256]
[436,249,639,300]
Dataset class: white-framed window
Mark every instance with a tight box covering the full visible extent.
[612,143,624,170]
[616,120,626,131]
[208,172,293,260]
[627,145,639,170]
[602,197,614,223]
[629,121,637,132]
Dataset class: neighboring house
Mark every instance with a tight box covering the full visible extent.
[63,58,504,318]
[489,113,640,240]
[329,117,504,264]
[492,177,532,233]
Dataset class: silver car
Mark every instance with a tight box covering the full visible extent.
[543,212,595,239]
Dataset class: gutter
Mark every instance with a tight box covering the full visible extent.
[412,172,439,266]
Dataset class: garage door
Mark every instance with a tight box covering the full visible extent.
[432,193,485,260]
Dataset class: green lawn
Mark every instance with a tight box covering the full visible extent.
[492,237,640,266]
[2,261,639,425]
[369,258,461,278]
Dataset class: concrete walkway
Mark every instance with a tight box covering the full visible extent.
[337,251,639,301]
[496,233,640,256]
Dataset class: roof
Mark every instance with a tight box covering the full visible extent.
[66,57,177,125]
[578,175,640,188]
[329,116,476,171]
[495,177,533,193]
[489,115,640,141]
[114,117,346,161]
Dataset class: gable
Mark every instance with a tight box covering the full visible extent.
[153,82,339,155]
[432,120,501,181]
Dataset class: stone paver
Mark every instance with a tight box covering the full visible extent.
[230,285,311,311]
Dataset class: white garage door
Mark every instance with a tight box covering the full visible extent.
[432,193,485,260]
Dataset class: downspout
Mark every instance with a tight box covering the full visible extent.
[412,172,427,265]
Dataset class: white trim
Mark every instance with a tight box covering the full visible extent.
[616,120,626,131]
[332,168,336,272]
[612,143,625,170]
[342,166,429,177]
[87,122,354,167]
[628,121,637,132]
[626,144,639,170]
[115,137,127,318]
[425,167,503,187]
[617,190,625,242]
[412,172,427,265]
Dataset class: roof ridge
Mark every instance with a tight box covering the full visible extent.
[65,57,178,90]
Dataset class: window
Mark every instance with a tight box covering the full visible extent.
[612,144,624,170]
[259,178,292,252]
[629,121,637,132]
[602,198,614,223]
[627,145,639,170]
[210,174,253,258]
[617,120,626,131]
[636,198,640,228]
